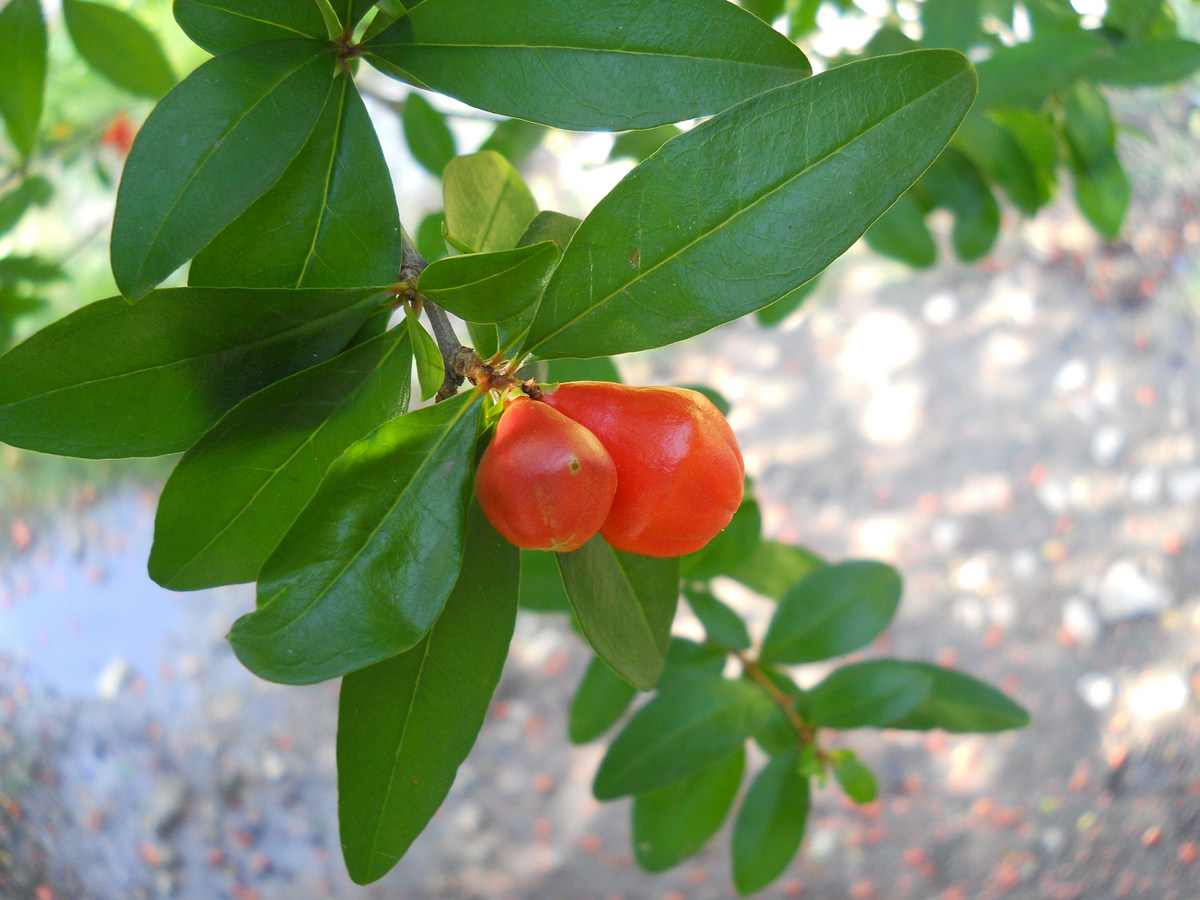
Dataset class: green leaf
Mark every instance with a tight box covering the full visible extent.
[418,243,559,324]
[990,108,1059,208]
[63,0,175,99]
[149,327,412,590]
[342,0,381,29]
[1063,83,1128,238]
[865,192,936,267]
[760,560,901,664]
[1104,0,1176,40]
[740,0,785,23]
[518,211,581,252]
[753,668,805,756]
[523,50,977,359]
[731,748,810,895]
[681,489,762,581]
[974,33,1108,110]
[228,390,482,684]
[478,118,548,167]
[406,306,444,401]
[609,125,683,164]
[569,655,638,744]
[884,662,1031,732]
[190,76,402,289]
[683,585,751,651]
[0,176,53,239]
[726,541,825,601]
[808,660,933,729]
[402,91,456,176]
[415,211,449,262]
[443,151,538,254]
[0,256,65,285]
[0,0,47,158]
[556,536,678,690]
[661,637,728,683]
[173,0,330,54]
[0,286,386,458]
[920,0,980,51]
[338,503,518,885]
[633,747,745,872]
[832,754,878,804]
[517,548,571,611]
[919,148,1000,261]
[954,114,1043,215]
[111,39,336,300]
[594,674,773,799]
[545,356,621,385]
[363,0,811,131]
[756,275,820,326]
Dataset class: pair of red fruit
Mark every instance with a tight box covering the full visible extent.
[475,381,745,557]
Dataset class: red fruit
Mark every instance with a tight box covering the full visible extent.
[542,382,743,557]
[475,396,617,552]
[100,113,136,156]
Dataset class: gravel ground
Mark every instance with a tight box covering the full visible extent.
[2,87,1200,900]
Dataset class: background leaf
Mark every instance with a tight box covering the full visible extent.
[556,537,679,690]
[808,660,933,729]
[609,125,683,164]
[0,0,47,158]
[364,0,811,131]
[190,76,402,289]
[760,561,902,664]
[1063,83,1128,237]
[406,306,444,401]
[338,503,518,884]
[0,176,53,239]
[517,549,571,612]
[229,391,481,684]
[832,755,878,804]
[919,148,1000,261]
[1089,38,1200,86]
[523,50,977,359]
[726,541,825,601]
[402,91,456,176]
[683,585,751,651]
[63,0,175,99]
[443,151,538,254]
[731,748,810,895]
[594,674,773,799]
[864,193,937,268]
[973,33,1108,110]
[111,40,336,300]
[884,663,1031,732]
[680,489,762,581]
[0,287,385,458]
[149,327,412,590]
[632,747,744,872]
[569,655,638,744]
[173,0,330,54]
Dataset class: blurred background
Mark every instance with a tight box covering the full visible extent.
[2,1,1200,898]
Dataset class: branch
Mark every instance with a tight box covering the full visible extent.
[734,650,819,749]
[400,226,467,402]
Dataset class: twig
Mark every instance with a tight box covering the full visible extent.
[400,226,468,401]
[734,650,818,748]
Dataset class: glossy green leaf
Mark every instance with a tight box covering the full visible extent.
[556,537,678,690]
[727,541,825,601]
[517,549,571,611]
[809,660,933,729]
[681,490,762,581]
[920,148,1000,261]
[885,662,1031,732]
[63,0,175,99]
[832,754,878,804]
[633,747,744,872]
[545,356,621,385]
[0,286,385,458]
[954,114,1043,215]
[569,655,638,744]
[0,176,52,239]
[149,327,412,590]
[229,390,482,684]
[683,585,751,651]
[191,75,402,289]
[478,118,548,166]
[974,33,1108,109]
[523,50,977,359]
[342,0,381,28]
[865,192,936,267]
[920,0,980,50]
[406,306,444,401]
[364,0,811,131]
[609,125,683,164]
[1064,83,1128,238]
[111,40,336,300]
[402,91,456,176]
[418,243,559,324]
[415,211,449,262]
[594,674,773,799]
[760,561,901,664]
[731,748,809,895]
[0,0,47,158]
[338,503,518,884]
[443,152,538,255]
[173,0,329,54]
[756,275,820,326]
[518,211,581,252]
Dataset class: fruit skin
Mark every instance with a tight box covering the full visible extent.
[542,382,744,557]
[475,396,618,552]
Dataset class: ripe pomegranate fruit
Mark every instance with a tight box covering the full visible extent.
[541,382,744,557]
[475,396,617,552]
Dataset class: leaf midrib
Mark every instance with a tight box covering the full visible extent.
[528,62,971,354]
